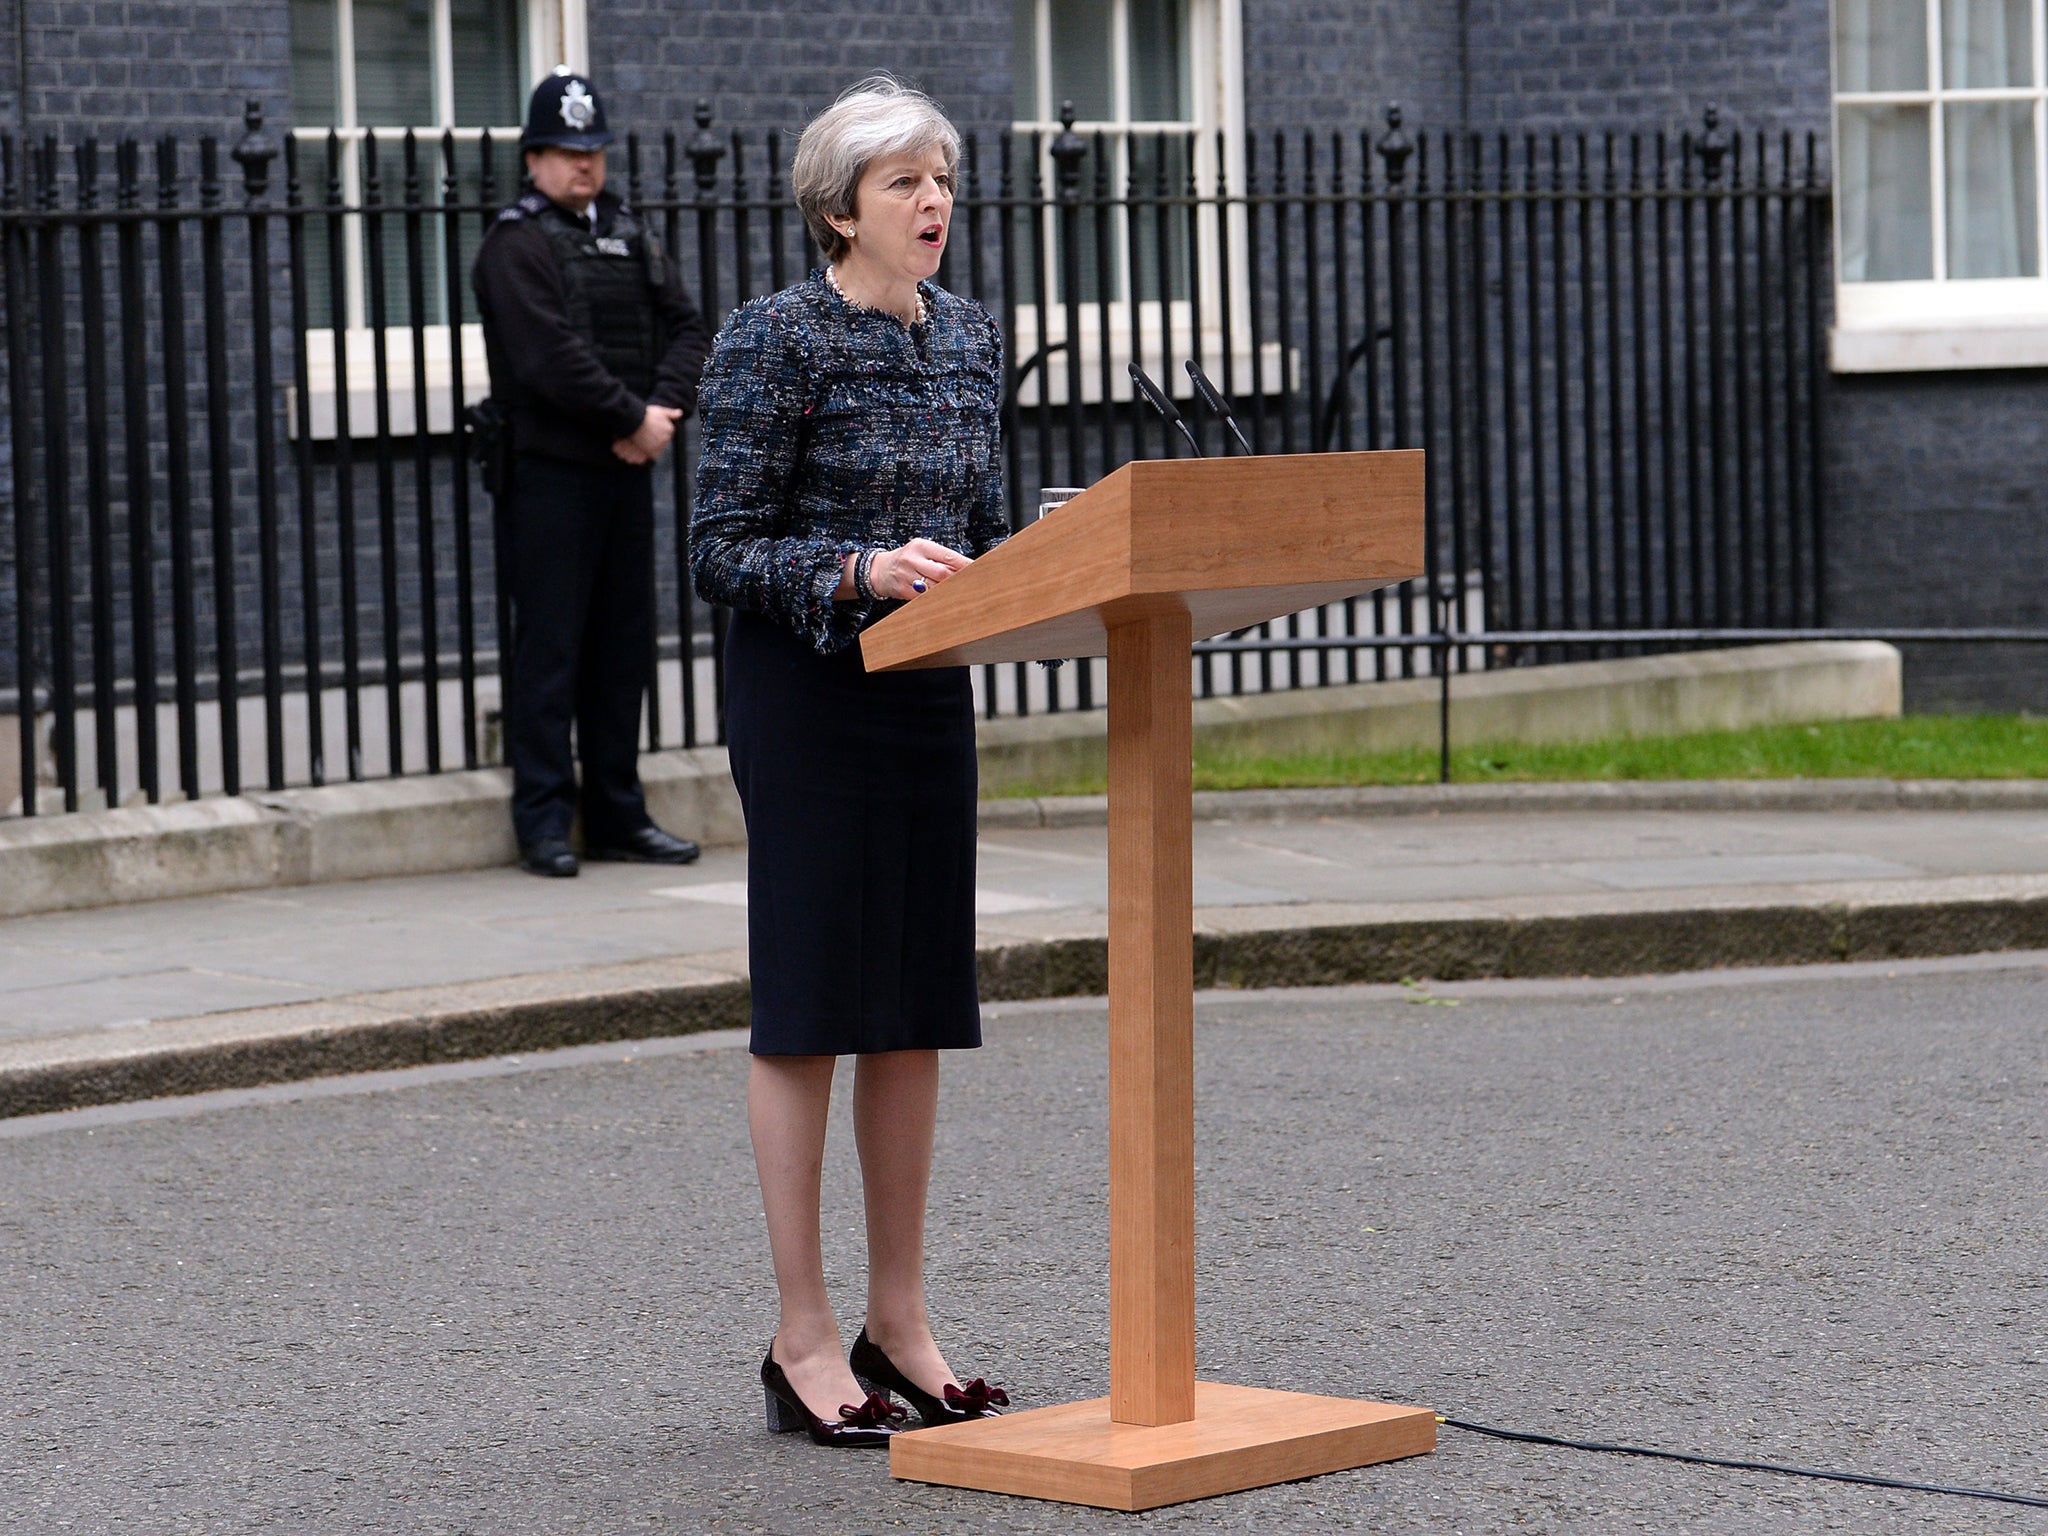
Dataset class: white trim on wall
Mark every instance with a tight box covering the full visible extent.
[548,0,589,76]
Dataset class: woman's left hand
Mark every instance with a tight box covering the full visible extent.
[836,538,970,602]
[854,538,971,601]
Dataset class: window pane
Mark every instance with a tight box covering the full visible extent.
[359,131,446,326]
[1013,0,1039,120]
[1941,0,2033,86]
[299,133,349,331]
[1009,132,1044,304]
[1048,0,1113,120]
[1946,101,2038,276]
[290,0,339,125]
[354,0,435,127]
[1839,103,1933,279]
[1129,0,1189,121]
[1128,132,1191,301]
[451,0,524,126]
[1836,0,1929,91]
[299,133,502,334]
[446,134,515,311]
[1063,136,1121,302]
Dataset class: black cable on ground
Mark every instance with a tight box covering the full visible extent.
[1439,1415,2048,1511]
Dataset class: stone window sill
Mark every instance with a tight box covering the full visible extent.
[285,323,490,440]
[1831,280,2048,373]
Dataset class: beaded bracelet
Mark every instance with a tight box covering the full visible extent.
[853,547,880,601]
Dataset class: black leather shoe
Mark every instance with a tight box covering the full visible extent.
[583,824,701,864]
[761,1346,905,1447]
[519,838,579,878]
[850,1327,1009,1428]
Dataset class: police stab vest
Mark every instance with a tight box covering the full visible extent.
[533,197,668,398]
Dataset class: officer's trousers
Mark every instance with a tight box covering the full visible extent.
[504,452,655,848]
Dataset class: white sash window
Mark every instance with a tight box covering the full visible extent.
[1009,0,1260,403]
[1833,0,2048,369]
[287,0,585,433]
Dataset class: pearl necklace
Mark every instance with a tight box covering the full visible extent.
[825,264,928,327]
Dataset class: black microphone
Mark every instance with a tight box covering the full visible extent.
[1127,363,1204,457]
[1184,360,1254,455]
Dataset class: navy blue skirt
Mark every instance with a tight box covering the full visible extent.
[723,610,982,1055]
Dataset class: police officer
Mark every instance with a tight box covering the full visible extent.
[474,70,712,877]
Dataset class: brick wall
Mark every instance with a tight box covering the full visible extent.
[13,0,288,145]
[1824,372,2048,712]
[3,0,2046,732]
[1461,0,1831,138]
[589,0,1012,142]
[2,3,294,732]
[0,0,18,129]
[1242,1,1464,133]
[1242,0,1833,140]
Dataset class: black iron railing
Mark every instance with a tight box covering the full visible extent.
[3,99,1852,816]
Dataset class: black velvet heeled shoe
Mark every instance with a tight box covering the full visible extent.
[760,1346,905,1447]
[849,1327,1010,1428]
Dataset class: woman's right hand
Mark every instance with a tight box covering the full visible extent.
[870,538,970,600]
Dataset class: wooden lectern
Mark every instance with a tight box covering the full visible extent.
[860,450,1433,1511]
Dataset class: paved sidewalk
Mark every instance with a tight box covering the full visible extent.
[5,787,2048,1113]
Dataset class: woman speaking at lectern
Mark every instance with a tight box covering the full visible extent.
[690,77,1012,1448]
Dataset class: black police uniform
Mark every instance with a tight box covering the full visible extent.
[471,74,711,868]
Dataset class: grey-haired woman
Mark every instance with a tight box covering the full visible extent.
[690,78,1011,1448]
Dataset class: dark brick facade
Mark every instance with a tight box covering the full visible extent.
[1824,372,2048,711]
[591,0,1011,142]
[1242,2,1462,132]
[10,0,289,145]
[0,0,1836,148]
[2,0,2044,723]
[0,0,18,130]
[1461,0,1831,137]
[7,0,1015,146]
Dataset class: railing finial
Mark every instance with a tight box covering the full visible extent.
[1050,100,1086,200]
[1695,103,1728,182]
[1375,102,1412,186]
[231,98,279,202]
[687,98,725,196]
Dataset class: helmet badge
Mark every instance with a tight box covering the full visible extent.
[559,80,596,130]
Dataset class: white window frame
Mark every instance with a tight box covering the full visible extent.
[289,0,584,436]
[1831,0,2048,370]
[1009,0,1276,404]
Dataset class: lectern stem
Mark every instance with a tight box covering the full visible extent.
[1105,608,1197,1427]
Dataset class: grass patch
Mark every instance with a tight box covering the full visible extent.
[997,715,2048,797]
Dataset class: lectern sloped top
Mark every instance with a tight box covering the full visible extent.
[860,449,1425,671]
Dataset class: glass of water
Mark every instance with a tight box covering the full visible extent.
[1036,486,1085,520]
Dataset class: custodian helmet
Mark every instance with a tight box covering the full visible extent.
[522,68,615,151]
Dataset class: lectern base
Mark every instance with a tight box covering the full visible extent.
[888,1381,1436,1511]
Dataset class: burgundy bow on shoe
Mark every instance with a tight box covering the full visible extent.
[943,1379,1010,1413]
[837,1391,909,1429]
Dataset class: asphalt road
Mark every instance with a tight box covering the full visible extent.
[4,960,2043,1533]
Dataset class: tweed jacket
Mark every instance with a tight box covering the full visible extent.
[689,271,1009,654]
